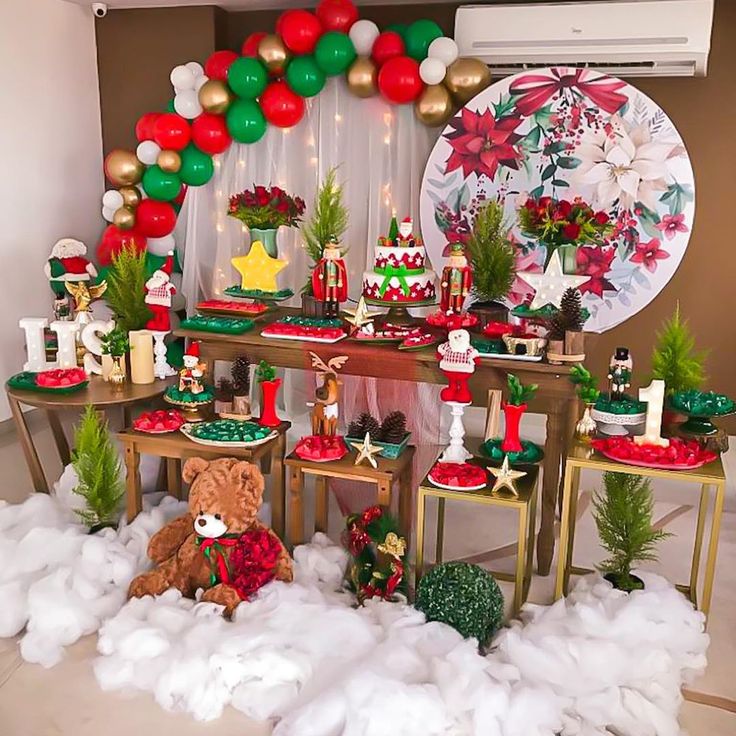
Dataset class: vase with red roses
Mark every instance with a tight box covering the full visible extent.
[518,196,612,274]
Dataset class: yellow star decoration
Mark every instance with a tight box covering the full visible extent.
[344,296,378,330]
[489,456,527,496]
[350,432,383,469]
[231,240,286,292]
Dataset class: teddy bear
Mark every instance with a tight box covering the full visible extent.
[128,456,292,616]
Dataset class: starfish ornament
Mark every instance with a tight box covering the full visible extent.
[344,297,378,330]
[488,455,527,496]
[518,250,588,310]
[231,240,286,293]
[350,432,383,469]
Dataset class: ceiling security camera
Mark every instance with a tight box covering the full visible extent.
[92,3,107,18]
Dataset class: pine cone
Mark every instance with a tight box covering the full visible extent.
[215,378,234,401]
[379,411,407,444]
[548,311,566,341]
[559,288,584,331]
[231,356,251,395]
[348,412,380,439]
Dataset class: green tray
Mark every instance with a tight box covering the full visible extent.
[345,432,411,459]
[179,314,255,335]
[480,437,544,465]
[7,371,88,395]
[224,286,294,302]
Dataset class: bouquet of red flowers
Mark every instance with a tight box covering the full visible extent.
[519,196,612,257]
[228,185,306,229]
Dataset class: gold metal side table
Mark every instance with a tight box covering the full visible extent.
[416,461,539,615]
[555,440,727,622]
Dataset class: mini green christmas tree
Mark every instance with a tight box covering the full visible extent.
[100,328,130,357]
[71,405,124,529]
[465,200,516,304]
[105,245,151,333]
[569,365,600,404]
[650,303,706,395]
[507,373,538,405]
[592,472,670,592]
[255,359,276,383]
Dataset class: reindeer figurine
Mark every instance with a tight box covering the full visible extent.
[308,352,349,436]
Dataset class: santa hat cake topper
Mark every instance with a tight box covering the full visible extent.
[160,250,174,276]
[185,341,200,359]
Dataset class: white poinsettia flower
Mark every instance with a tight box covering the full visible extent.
[573,116,679,210]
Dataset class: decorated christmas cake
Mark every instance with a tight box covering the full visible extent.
[362,216,436,305]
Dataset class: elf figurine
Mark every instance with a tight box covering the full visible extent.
[394,217,417,247]
[44,238,98,293]
[440,243,473,315]
[608,347,632,400]
[437,327,480,404]
[178,342,206,396]
[311,237,348,318]
[144,251,177,332]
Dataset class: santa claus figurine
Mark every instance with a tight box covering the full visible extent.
[45,238,98,292]
[440,243,473,315]
[144,251,177,332]
[394,217,417,247]
[178,341,205,395]
[437,327,480,404]
[311,237,348,318]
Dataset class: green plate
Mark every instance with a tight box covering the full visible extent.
[223,286,294,302]
[7,371,88,394]
[179,315,255,335]
[164,384,215,405]
[480,437,544,465]
[181,419,277,448]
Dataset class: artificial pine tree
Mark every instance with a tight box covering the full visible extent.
[71,405,124,530]
[231,356,251,396]
[650,303,706,394]
[104,245,152,332]
[379,411,407,443]
[592,472,670,592]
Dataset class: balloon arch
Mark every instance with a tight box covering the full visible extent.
[98,0,492,265]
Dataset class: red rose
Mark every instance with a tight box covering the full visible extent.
[256,191,269,206]
[562,222,581,241]
[557,200,572,218]
[538,196,552,208]
[594,211,610,225]
[524,198,536,210]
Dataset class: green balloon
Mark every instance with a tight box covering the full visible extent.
[178,144,214,186]
[227,56,268,99]
[285,55,326,97]
[166,98,176,113]
[226,98,267,144]
[141,165,181,201]
[405,19,443,61]
[314,31,356,76]
[386,23,408,41]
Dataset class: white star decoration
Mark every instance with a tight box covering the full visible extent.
[518,250,589,310]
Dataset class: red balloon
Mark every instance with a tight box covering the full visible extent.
[135,113,160,142]
[135,199,177,238]
[191,113,232,155]
[152,113,191,151]
[279,9,323,54]
[204,50,239,81]
[315,0,358,33]
[242,31,267,57]
[377,56,424,104]
[372,31,405,67]
[260,81,306,128]
[96,225,147,267]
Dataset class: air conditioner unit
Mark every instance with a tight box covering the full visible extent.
[454,0,714,78]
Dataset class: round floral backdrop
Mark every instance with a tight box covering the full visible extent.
[419,66,695,333]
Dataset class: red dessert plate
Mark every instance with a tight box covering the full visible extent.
[428,462,488,490]
[134,409,186,434]
[294,435,349,462]
[36,367,87,389]
[592,437,717,471]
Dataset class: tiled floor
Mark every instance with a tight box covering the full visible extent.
[0,411,734,735]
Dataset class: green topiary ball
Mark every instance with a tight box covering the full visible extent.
[415,562,504,645]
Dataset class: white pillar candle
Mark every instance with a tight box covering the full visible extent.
[128,330,155,385]
[19,317,52,371]
[634,379,669,448]
[50,321,80,369]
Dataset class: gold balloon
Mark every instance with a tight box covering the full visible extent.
[113,206,136,231]
[104,149,144,187]
[414,84,456,127]
[346,56,377,98]
[119,186,142,209]
[198,79,233,114]
[157,149,181,173]
[257,33,290,75]
[443,58,492,105]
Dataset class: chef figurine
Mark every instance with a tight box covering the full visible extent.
[311,237,348,318]
[440,243,473,316]
[608,347,632,400]
[437,327,480,405]
[144,251,177,332]
[394,217,417,247]
[178,341,206,396]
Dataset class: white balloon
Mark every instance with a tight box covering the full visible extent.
[170,64,195,91]
[185,61,204,78]
[349,19,380,56]
[194,74,209,92]
[420,57,447,86]
[136,140,160,166]
[102,189,124,210]
[147,234,176,256]
[102,205,116,222]
[174,90,202,120]
[428,36,459,66]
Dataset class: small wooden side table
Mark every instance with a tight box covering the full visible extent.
[415,461,539,615]
[117,420,290,539]
[284,446,415,547]
[6,376,171,494]
[555,441,727,622]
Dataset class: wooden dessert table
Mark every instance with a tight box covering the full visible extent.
[177,307,579,575]
[6,376,171,494]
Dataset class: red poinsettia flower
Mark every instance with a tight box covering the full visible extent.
[654,213,688,241]
[630,237,669,273]
[444,108,524,180]
[577,245,616,298]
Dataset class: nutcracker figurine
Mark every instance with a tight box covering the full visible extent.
[440,243,473,315]
[608,347,632,400]
[178,342,206,396]
[311,238,348,318]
